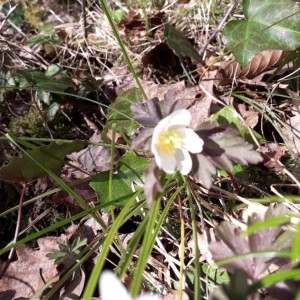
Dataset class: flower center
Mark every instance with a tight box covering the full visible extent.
[158,130,182,154]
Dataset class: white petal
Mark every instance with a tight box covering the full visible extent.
[167,109,191,128]
[158,151,177,174]
[99,270,132,300]
[179,128,204,153]
[151,109,191,150]
[175,149,192,175]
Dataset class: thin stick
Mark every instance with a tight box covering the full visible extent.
[82,0,88,39]
[199,0,239,61]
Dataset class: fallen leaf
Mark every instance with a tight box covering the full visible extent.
[188,73,215,129]
[218,50,287,85]
[257,142,286,171]
[0,237,62,298]
[281,112,300,155]
[67,132,112,178]
[52,180,97,215]
[59,268,85,299]
[164,24,201,62]
[163,289,189,300]
[237,103,259,129]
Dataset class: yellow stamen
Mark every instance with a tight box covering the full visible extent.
[157,130,182,154]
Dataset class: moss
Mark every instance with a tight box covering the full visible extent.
[9,106,47,137]
[23,1,42,29]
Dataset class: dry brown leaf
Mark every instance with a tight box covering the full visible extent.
[0,220,98,300]
[59,268,85,299]
[0,237,62,299]
[220,50,287,81]
[52,180,97,215]
[237,103,259,128]
[67,131,112,179]
[163,289,190,300]
[188,72,216,129]
[282,113,300,155]
[257,142,286,171]
[187,230,215,266]
[116,80,198,105]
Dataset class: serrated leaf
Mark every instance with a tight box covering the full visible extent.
[209,204,292,281]
[223,0,300,66]
[0,140,85,182]
[192,121,263,188]
[104,88,143,137]
[90,153,148,206]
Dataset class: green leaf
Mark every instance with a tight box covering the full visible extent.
[0,140,85,182]
[16,69,75,92]
[246,215,291,236]
[70,237,87,253]
[201,264,230,285]
[218,164,247,179]
[250,269,300,292]
[2,3,24,28]
[46,249,67,265]
[90,153,148,206]
[46,64,61,77]
[291,223,300,264]
[211,106,264,144]
[104,88,143,137]
[223,0,300,66]
[164,24,201,61]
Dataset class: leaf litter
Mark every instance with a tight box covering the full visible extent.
[1,0,300,299]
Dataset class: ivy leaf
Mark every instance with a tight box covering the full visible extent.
[192,121,263,188]
[90,153,148,207]
[0,140,86,183]
[223,0,300,66]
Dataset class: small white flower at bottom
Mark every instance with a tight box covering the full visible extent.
[151,109,204,175]
[99,270,160,300]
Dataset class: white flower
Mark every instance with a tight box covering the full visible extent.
[99,270,160,300]
[151,109,204,175]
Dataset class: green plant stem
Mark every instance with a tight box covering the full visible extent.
[117,212,148,277]
[109,123,116,205]
[97,0,146,99]
[82,191,141,299]
[0,203,105,256]
[178,196,185,300]
[186,178,201,299]
[130,182,185,297]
